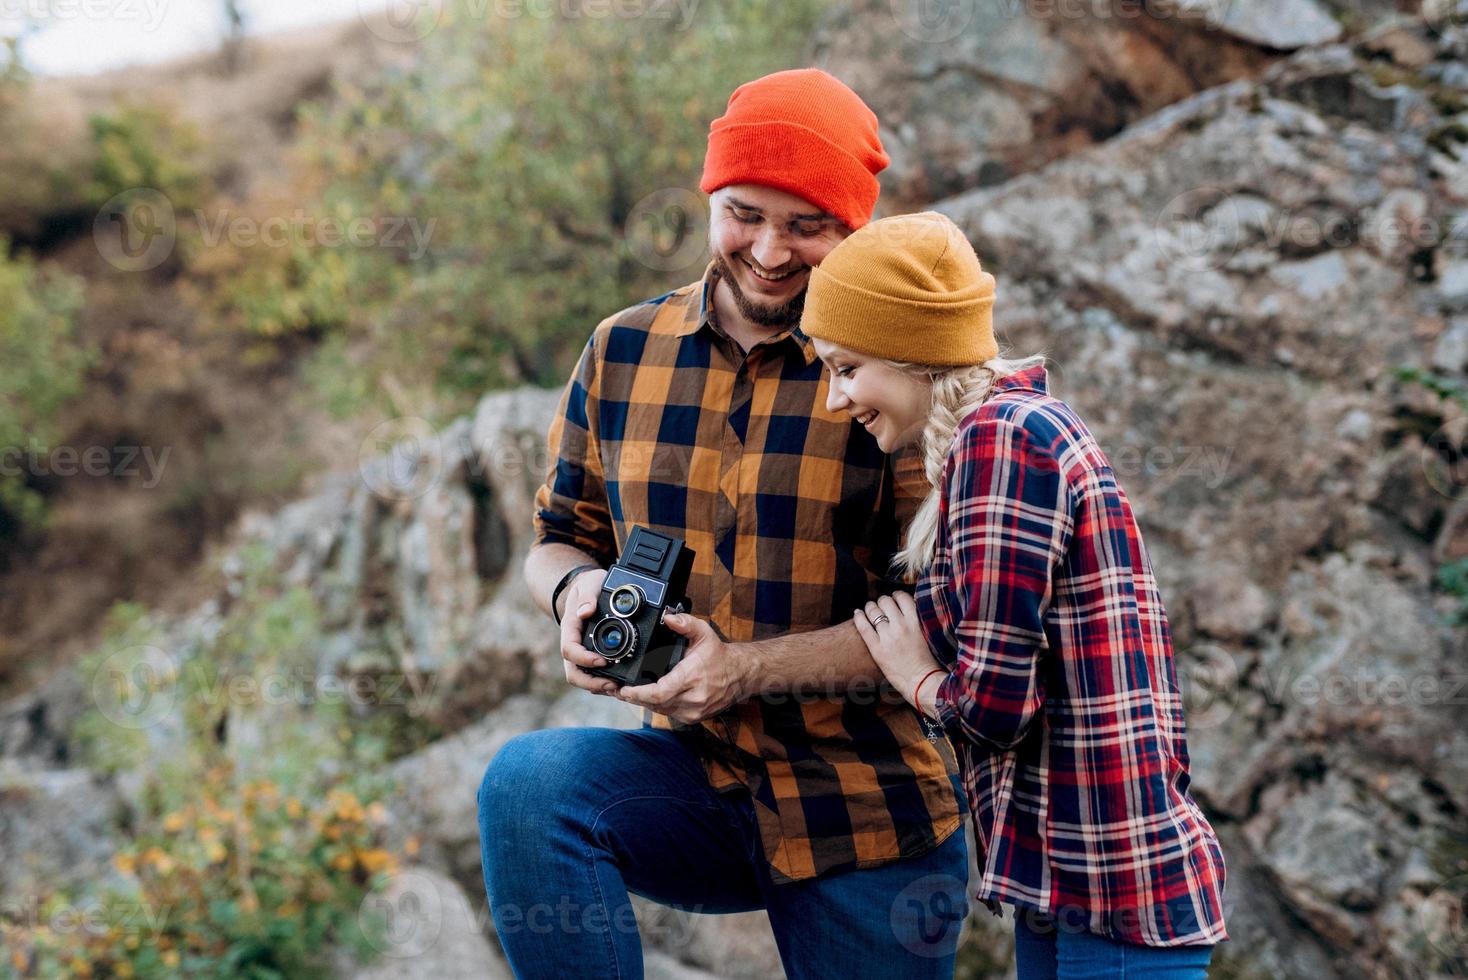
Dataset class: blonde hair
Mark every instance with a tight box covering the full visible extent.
[887,351,1048,581]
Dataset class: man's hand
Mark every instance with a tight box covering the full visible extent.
[615,612,752,725]
[558,569,616,696]
[853,592,941,706]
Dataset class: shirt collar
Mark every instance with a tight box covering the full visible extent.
[992,363,1049,395]
[682,261,818,366]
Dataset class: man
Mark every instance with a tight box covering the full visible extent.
[478,68,968,980]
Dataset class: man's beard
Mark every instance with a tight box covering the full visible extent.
[713,254,807,329]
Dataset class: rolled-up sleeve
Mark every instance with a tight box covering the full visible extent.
[933,415,1073,750]
[532,336,616,566]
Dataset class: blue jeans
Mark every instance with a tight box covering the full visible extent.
[478,725,969,980]
[1014,910,1214,980]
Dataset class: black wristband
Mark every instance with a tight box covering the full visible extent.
[551,563,601,625]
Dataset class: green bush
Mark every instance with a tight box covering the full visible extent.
[87,103,210,215]
[0,238,91,531]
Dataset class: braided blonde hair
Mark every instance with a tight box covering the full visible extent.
[887,352,1047,581]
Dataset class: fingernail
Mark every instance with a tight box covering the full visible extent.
[594,657,607,667]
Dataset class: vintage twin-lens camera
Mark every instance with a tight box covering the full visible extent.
[582,526,695,687]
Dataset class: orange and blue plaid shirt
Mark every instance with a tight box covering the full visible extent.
[533,262,962,884]
[917,365,1228,946]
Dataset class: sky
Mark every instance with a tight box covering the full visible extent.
[2,0,370,76]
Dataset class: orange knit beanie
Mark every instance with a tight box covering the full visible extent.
[699,68,889,231]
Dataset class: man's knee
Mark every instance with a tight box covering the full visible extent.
[480,729,559,822]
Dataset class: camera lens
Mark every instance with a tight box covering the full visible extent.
[609,585,642,618]
[591,617,638,661]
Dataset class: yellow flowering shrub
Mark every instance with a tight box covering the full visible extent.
[8,545,412,977]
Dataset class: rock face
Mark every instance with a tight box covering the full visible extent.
[817,0,1277,205]
[817,0,1440,209]
[1175,0,1344,49]
[0,765,125,900]
[336,865,510,980]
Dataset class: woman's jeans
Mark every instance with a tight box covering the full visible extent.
[478,725,969,980]
[1014,910,1215,980]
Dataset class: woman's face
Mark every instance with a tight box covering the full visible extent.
[812,339,933,453]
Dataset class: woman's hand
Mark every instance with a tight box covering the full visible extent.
[853,592,942,708]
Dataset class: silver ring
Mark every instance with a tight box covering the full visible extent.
[871,614,890,626]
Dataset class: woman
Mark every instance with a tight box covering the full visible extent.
[801,211,1227,978]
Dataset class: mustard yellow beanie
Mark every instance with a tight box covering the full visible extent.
[800,211,997,366]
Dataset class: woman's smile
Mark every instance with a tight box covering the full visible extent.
[811,338,931,452]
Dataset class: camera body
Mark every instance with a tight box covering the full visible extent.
[582,526,695,687]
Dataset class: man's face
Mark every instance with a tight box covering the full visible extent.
[707,184,852,329]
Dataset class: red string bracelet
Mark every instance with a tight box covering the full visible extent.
[914,667,945,714]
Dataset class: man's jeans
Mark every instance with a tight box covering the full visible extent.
[478,725,969,980]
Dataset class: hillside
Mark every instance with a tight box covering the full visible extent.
[0,15,418,698]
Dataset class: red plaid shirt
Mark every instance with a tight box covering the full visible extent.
[915,365,1228,947]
